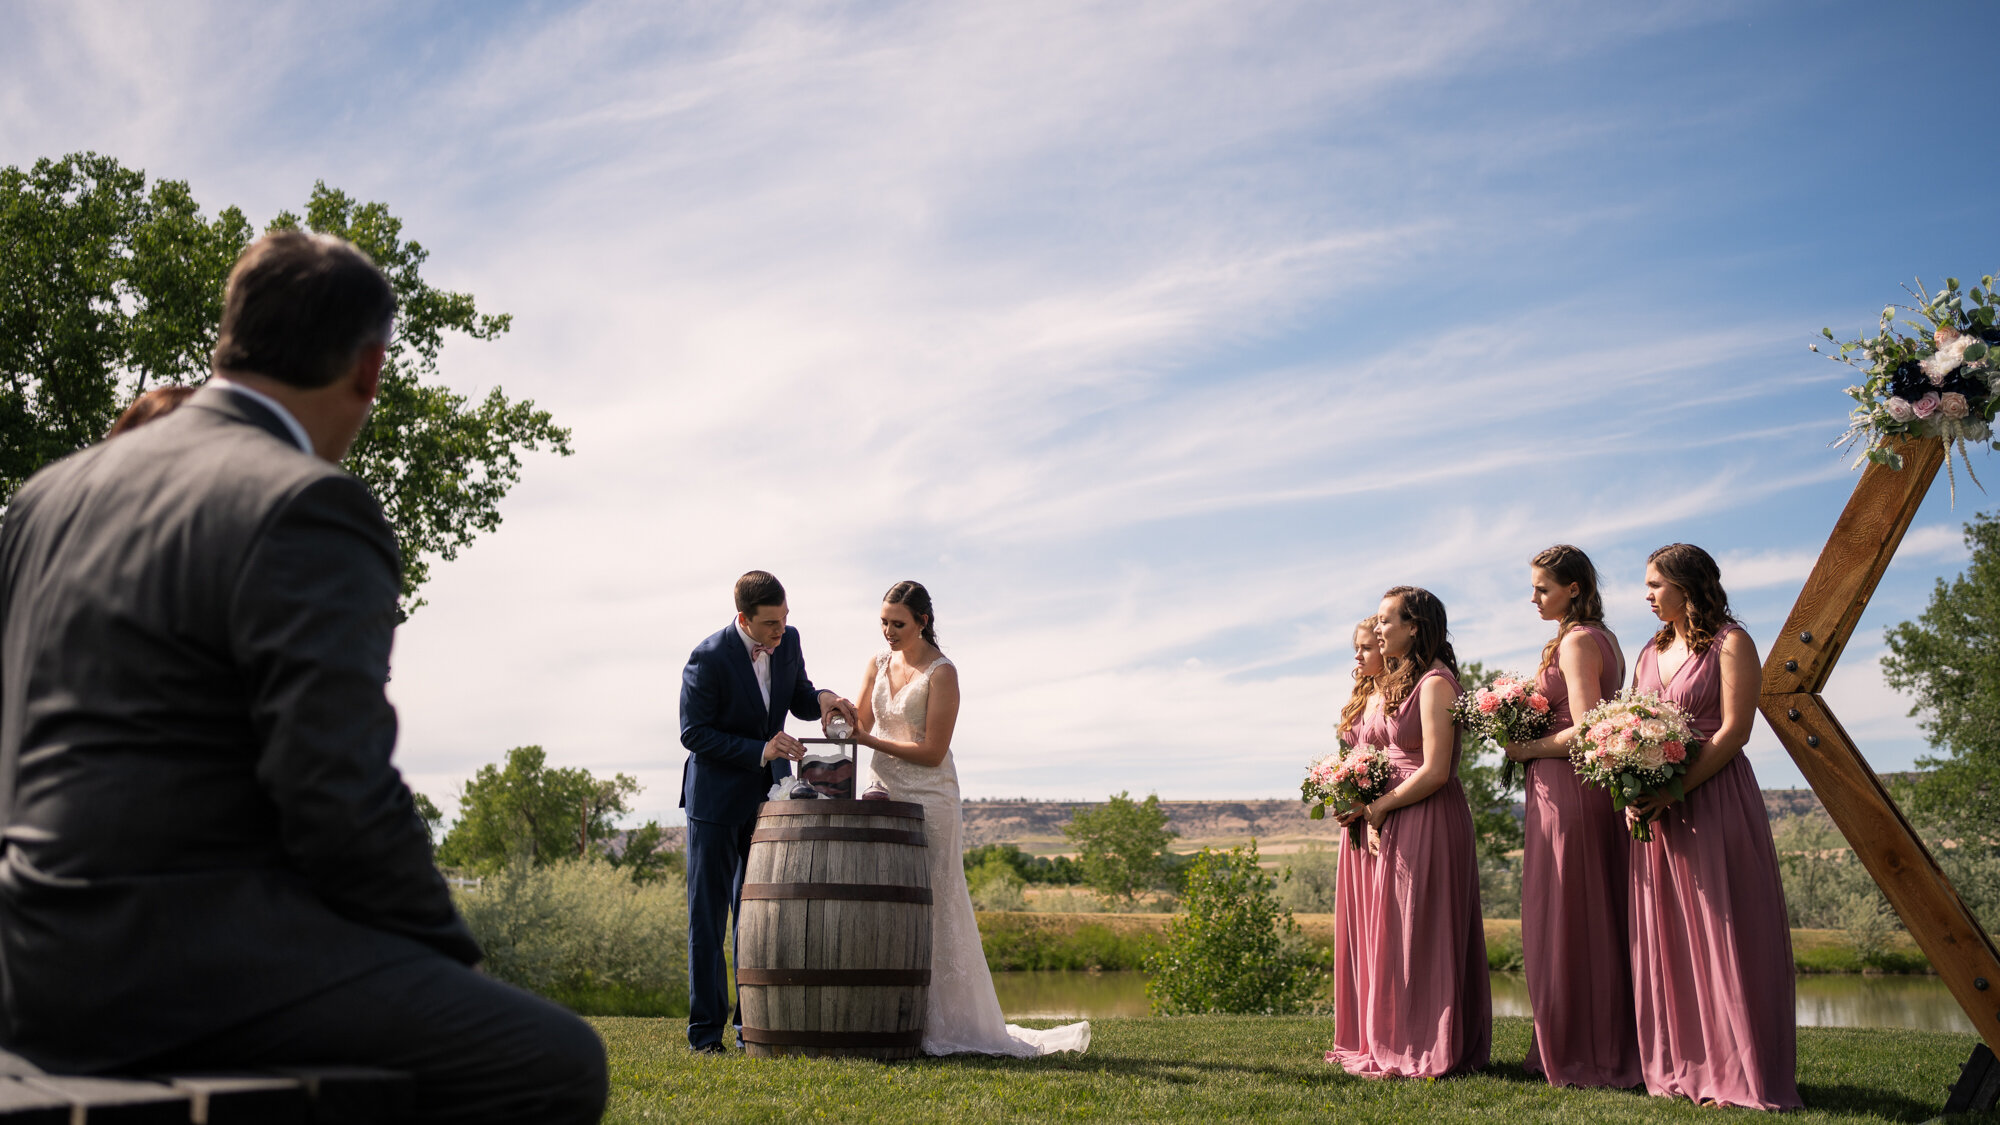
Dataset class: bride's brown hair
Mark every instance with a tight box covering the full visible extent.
[1647,543,1735,655]
[1338,617,1379,736]
[1532,544,1607,681]
[883,580,939,648]
[1377,586,1458,709]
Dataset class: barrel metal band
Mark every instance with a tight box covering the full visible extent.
[756,799,925,821]
[736,968,931,987]
[741,882,932,905]
[740,1027,925,1049]
[751,826,927,847]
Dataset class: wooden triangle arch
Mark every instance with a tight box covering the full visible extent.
[1760,433,2000,1109]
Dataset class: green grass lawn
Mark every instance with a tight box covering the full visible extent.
[594,1014,1988,1123]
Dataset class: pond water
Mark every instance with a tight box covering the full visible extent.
[993,970,1975,1032]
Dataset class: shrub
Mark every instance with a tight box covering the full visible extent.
[453,857,689,1016]
[1277,844,1339,914]
[1145,842,1321,1015]
[967,852,1029,911]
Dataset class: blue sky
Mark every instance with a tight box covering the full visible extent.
[6,0,1999,827]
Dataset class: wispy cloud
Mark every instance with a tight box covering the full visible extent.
[4,0,1980,821]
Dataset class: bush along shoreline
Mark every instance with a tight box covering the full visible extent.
[974,911,1938,975]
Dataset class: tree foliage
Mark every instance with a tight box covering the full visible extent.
[1063,791,1180,904]
[1145,841,1321,1015]
[1882,510,2000,834]
[436,746,667,879]
[0,152,570,617]
[1455,660,1526,862]
[961,842,1083,885]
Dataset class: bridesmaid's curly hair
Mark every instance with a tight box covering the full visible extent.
[1338,616,1379,736]
[1647,543,1736,655]
[1532,544,1607,681]
[1377,586,1459,709]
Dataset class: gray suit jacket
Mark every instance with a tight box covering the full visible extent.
[0,385,479,1073]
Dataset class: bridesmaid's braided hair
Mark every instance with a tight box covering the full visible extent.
[1338,616,1380,736]
[1647,543,1735,655]
[882,580,939,648]
[1532,544,1607,681]
[1377,586,1459,709]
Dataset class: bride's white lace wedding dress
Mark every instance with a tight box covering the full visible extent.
[867,652,1091,1057]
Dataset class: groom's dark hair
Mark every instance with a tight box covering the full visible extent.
[735,571,786,616]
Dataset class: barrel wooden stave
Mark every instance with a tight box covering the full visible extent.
[739,803,930,1059]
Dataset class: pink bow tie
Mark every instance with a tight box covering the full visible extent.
[751,643,774,660]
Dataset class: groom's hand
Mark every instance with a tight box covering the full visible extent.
[761,732,806,765]
[817,691,858,730]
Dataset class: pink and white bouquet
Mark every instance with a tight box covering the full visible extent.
[1303,741,1394,849]
[1570,690,1701,841]
[1450,672,1552,788]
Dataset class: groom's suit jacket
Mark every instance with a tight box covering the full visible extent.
[0,385,479,1073]
[679,623,824,824]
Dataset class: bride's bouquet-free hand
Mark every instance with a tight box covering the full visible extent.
[1303,741,1394,849]
[1449,672,1552,788]
[1570,690,1701,842]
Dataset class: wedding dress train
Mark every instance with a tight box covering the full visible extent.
[866,652,1091,1057]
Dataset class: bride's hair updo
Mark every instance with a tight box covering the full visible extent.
[883,580,939,648]
[1377,585,1458,709]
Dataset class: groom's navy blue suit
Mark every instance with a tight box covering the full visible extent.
[679,622,826,1049]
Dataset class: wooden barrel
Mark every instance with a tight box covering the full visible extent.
[737,799,931,1059]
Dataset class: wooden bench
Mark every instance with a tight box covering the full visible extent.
[0,1054,414,1124]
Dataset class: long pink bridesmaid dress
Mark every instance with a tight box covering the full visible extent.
[1629,623,1800,1110]
[1521,623,1641,1087]
[1328,667,1491,1078]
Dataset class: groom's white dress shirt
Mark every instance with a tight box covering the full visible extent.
[212,377,314,455]
[735,622,772,710]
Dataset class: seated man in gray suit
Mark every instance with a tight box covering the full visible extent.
[0,231,605,1124]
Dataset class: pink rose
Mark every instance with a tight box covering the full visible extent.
[1885,396,1915,422]
[1661,740,1686,763]
[1476,693,1502,714]
[1501,682,1525,702]
[1527,694,1549,714]
[1913,392,1941,420]
[1943,392,1970,419]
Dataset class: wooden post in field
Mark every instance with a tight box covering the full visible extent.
[1757,434,2000,1108]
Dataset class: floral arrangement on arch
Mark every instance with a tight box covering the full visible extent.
[1818,274,2000,492]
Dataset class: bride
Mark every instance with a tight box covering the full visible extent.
[851,580,1091,1057]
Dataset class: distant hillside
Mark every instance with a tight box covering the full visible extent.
[961,789,1837,849]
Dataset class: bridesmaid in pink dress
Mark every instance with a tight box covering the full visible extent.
[1329,617,1387,1063]
[1626,543,1799,1110]
[1502,545,1641,1088]
[1326,586,1490,1078]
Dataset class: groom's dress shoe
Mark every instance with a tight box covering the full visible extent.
[690,1043,727,1055]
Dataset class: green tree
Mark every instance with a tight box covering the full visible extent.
[1145,841,1320,1015]
[1883,510,2000,833]
[1063,791,1179,904]
[412,792,446,849]
[1455,660,1526,861]
[0,152,571,617]
[436,746,651,873]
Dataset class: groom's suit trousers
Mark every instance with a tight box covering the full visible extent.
[686,815,758,1048]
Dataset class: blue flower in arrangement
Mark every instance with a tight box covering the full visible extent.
[1817,275,2000,498]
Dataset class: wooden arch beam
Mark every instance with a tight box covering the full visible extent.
[1757,435,2000,1099]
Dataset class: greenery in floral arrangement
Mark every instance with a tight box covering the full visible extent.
[1817,275,2000,493]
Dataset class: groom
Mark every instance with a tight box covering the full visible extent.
[680,571,857,1052]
